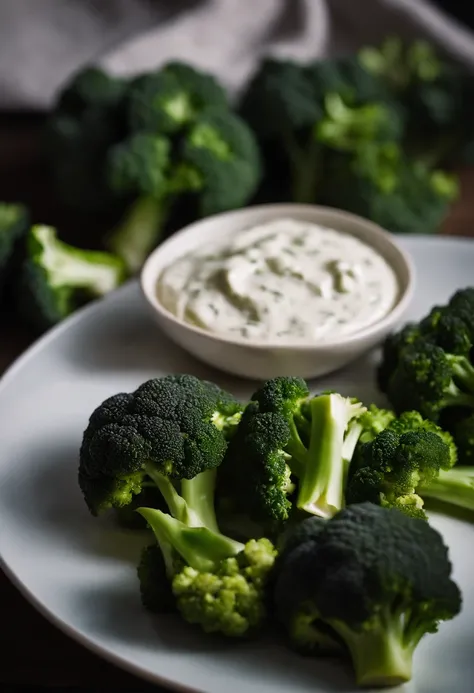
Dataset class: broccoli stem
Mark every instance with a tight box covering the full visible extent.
[296,395,364,518]
[181,469,219,533]
[441,381,474,410]
[420,467,474,511]
[106,196,167,274]
[145,467,203,528]
[449,356,474,394]
[285,132,322,204]
[329,616,415,688]
[137,507,244,573]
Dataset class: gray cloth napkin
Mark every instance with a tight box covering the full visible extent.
[0,0,473,111]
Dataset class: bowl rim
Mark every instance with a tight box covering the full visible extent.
[140,203,415,352]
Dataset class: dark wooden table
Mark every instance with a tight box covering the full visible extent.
[1,115,474,691]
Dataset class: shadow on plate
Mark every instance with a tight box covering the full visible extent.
[0,438,147,564]
[64,307,249,393]
[72,577,357,692]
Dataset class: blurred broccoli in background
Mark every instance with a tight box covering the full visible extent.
[0,203,29,296]
[45,61,262,274]
[18,225,127,332]
[239,36,469,233]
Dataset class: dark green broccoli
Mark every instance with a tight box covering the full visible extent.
[78,374,243,517]
[377,323,421,393]
[346,428,452,519]
[321,142,458,235]
[0,203,29,294]
[385,341,474,422]
[138,507,277,637]
[450,413,474,466]
[274,503,462,688]
[106,109,261,273]
[18,225,127,333]
[239,55,400,205]
[219,377,366,532]
[127,61,228,134]
[44,66,128,214]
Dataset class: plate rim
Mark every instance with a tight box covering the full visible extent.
[1,233,473,693]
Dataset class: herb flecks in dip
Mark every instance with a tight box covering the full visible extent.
[157,218,399,344]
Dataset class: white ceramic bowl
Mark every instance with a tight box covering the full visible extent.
[140,204,415,380]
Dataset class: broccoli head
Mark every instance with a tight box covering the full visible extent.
[18,225,127,332]
[78,374,243,517]
[346,428,452,519]
[137,507,277,637]
[105,107,261,274]
[274,503,462,688]
[385,340,474,421]
[219,377,366,532]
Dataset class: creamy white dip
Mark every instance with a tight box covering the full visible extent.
[157,218,399,344]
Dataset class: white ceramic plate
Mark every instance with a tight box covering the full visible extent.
[1,236,474,693]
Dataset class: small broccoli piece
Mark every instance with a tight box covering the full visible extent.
[420,466,474,512]
[386,341,474,421]
[219,377,366,530]
[315,93,403,153]
[138,507,277,637]
[19,225,127,332]
[357,404,396,445]
[274,503,462,688]
[387,410,457,468]
[0,203,29,294]
[346,428,451,519]
[78,374,243,518]
[127,62,228,134]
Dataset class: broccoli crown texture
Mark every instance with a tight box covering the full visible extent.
[274,503,461,687]
[220,377,366,531]
[19,225,127,331]
[79,374,242,515]
[138,507,277,637]
[347,428,451,519]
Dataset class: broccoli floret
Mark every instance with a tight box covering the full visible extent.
[274,503,462,688]
[78,374,243,517]
[377,323,421,393]
[239,56,399,205]
[0,203,29,294]
[219,377,366,530]
[127,62,228,134]
[44,66,128,214]
[386,341,474,421]
[137,507,277,637]
[105,110,261,273]
[420,466,474,513]
[387,410,457,467]
[321,142,458,234]
[18,225,127,332]
[346,428,452,519]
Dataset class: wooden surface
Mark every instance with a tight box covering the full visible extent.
[1,115,474,690]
